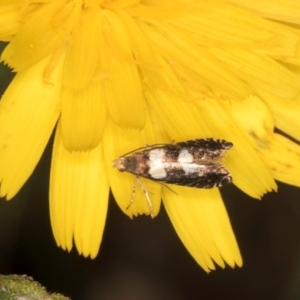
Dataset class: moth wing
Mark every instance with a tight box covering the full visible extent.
[175,139,233,151]
[157,172,233,189]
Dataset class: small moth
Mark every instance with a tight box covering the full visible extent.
[113,139,233,217]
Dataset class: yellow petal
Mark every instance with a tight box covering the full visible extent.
[0,3,21,41]
[50,121,109,258]
[255,88,300,142]
[1,0,80,71]
[148,89,211,140]
[226,95,274,142]
[103,0,141,9]
[258,134,300,187]
[115,9,163,88]
[163,187,242,272]
[103,114,169,218]
[61,83,107,151]
[225,0,300,24]
[0,55,62,199]
[165,1,299,60]
[139,20,250,100]
[63,7,101,91]
[100,10,144,128]
[145,54,212,139]
[198,99,276,198]
[209,49,300,99]
[207,97,277,197]
[224,93,300,185]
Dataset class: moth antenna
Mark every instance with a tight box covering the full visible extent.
[119,141,174,157]
[157,181,178,195]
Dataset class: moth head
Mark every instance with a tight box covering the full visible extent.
[219,174,233,186]
[217,167,233,187]
[113,157,127,172]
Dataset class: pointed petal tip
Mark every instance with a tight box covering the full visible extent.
[89,251,98,260]
[0,186,18,201]
[236,258,243,268]
[81,246,100,259]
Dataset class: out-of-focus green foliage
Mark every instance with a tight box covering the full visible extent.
[0,275,70,300]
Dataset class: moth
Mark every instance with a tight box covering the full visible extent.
[113,138,233,217]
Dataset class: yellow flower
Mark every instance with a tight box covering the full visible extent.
[1,0,300,273]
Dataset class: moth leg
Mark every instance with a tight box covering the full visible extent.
[126,177,154,218]
[126,176,138,211]
[136,177,154,218]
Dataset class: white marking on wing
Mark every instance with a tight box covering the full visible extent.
[149,149,167,179]
[178,149,193,163]
[178,149,206,175]
[182,163,206,176]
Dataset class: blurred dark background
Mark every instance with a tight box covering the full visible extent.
[1,43,300,300]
